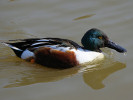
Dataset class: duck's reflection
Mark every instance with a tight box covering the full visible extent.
[82,59,126,90]
[3,62,80,88]
[2,54,126,89]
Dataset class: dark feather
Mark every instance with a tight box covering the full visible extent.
[6,38,82,52]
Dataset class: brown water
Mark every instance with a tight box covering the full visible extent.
[0,0,133,100]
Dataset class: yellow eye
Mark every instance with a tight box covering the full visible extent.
[98,36,102,39]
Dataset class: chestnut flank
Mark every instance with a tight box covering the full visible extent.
[34,47,79,68]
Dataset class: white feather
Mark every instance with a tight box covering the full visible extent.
[54,47,70,52]
[44,45,71,52]
[2,43,22,51]
[71,48,104,64]
[36,39,50,42]
[21,49,34,59]
[31,42,45,46]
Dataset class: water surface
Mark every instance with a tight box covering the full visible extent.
[0,0,133,100]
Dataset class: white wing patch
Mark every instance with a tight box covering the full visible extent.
[44,45,71,52]
[36,39,50,42]
[31,42,45,46]
[21,49,34,59]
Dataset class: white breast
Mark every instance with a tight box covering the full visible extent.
[71,48,104,64]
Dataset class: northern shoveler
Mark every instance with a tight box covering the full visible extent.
[3,28,127,68]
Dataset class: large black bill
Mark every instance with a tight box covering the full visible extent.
[105,40,127,53]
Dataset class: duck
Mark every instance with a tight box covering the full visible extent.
[3,28,127,68]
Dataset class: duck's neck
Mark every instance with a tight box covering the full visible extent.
[81,38,95,51]
[81,36,101,52]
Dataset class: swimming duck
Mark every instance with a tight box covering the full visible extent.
[3,28,127,68]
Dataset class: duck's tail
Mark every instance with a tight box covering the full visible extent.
[2,42,23,58]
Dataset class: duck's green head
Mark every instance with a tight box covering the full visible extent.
[81,28,127,53]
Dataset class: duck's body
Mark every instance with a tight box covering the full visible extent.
[4,38,103,68]
[3,28,126,68]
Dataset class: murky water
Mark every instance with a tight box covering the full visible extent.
[0,0,133,100]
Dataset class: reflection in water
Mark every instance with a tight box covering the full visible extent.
[82,59,126,90]
[0,45,126,89]
[1,57,126,89]
[2,63,80,88]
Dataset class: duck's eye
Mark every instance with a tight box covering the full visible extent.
[98,36,103,39]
